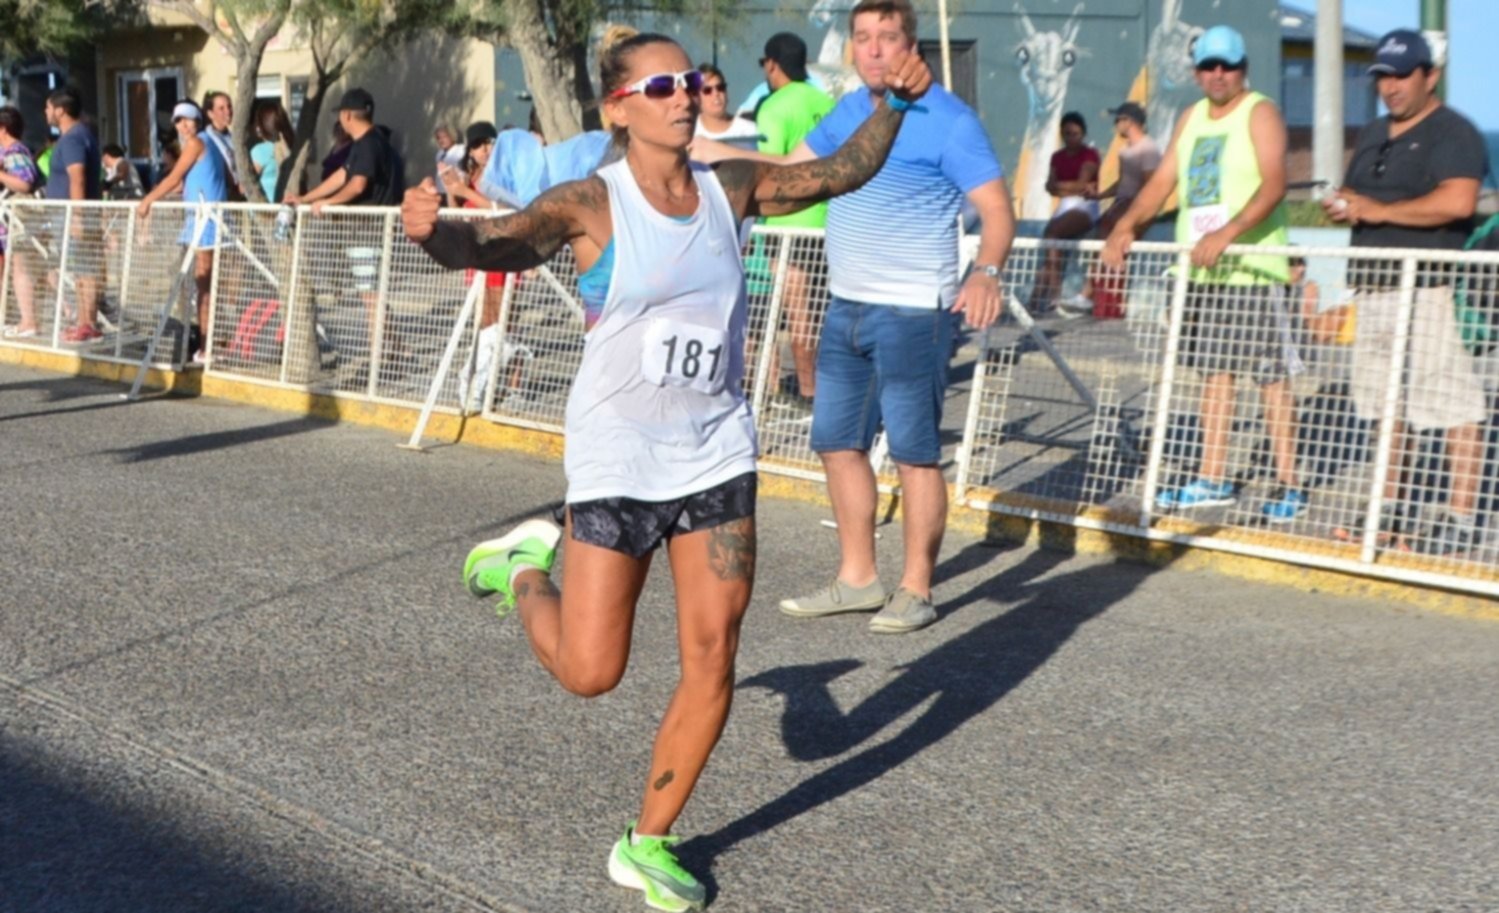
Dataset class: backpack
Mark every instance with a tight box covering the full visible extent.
[1457,213,1499,355]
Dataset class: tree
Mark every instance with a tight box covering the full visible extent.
[481,0,742,144]
[2,1,138,72]
[147,0,291,201]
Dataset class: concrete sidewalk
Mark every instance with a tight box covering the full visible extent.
[2,363,1496,913]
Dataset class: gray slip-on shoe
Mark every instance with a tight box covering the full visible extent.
[779,578,888,618]
[868,587,937,634]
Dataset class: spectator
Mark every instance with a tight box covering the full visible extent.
[36,127,58,180]
[693,63,759,151]
[250,100,294,203]
[1103,25,1305,523]
[1073,101,1161,318]
[755,33,834,406]
[1324,29,1490,556]
[1028,110,1100,316]
[0,105,42,338]
[768,0,1016,633]
[288,88,405,363]
[320,119,352,182]
[433,125,465,205]
[137,101,228,362]
[38,87,104,343]
[201,90,242,197]
[101,143,145,201]
[440,121,527,408]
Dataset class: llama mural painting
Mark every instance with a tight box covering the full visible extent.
[1011,2,1087,220]
[1096,0,1203,210]
[1144,0,1205,146]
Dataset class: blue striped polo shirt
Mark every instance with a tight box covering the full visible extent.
[804,84,1002,309]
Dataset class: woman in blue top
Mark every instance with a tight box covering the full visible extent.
[250,100,294,203]
[139,100,228,362]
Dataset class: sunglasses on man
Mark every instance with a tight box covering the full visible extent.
[1196,59,1245,74]
[608,70,705,100]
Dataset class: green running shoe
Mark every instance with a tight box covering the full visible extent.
[607,823,706,912]
[462,519,561,616]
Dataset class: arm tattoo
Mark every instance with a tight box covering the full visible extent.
[653,770,676,791]
[420,177,604,272]
[751,104,904,217]
[707,518,756,582]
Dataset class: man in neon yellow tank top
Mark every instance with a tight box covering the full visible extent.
[1103,25,1305,522]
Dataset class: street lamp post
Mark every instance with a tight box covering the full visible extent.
[1421,0,1448,100]
[1313,0,1345,188]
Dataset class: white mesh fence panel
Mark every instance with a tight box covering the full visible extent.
[3,198,1494,592]
[207,205,298,381]
[121,201,197,365]
[479,245,586,431]
[960,239,1176,523]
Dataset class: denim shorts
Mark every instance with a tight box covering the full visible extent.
[809,296,955,466]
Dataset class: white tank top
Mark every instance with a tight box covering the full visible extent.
[563,159,758,503]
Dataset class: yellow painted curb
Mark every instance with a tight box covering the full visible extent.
[4,344,1494,621]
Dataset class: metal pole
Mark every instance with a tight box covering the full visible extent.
[1312,0,1345,187]
[937,0,954,89]
[1421,0,1448,101]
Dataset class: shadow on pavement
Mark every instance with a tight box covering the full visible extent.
[102,416,338,463]
[680,522,1172,898]
[0,745,322,913]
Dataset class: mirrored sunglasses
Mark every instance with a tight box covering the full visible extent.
[608,70,705,100]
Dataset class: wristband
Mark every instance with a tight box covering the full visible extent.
[887,94,912,113]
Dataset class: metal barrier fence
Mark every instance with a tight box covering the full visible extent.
[2,198,1495,596]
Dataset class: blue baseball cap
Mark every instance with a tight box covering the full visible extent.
[1368,29,1433,76]
[1193,25,1247,67]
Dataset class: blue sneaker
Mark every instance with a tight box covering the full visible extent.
[1156,478,1236,510]
[1261,488,1308,524]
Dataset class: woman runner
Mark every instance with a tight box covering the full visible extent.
[402,32,931,912]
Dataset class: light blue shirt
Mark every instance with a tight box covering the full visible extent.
[251,141,278,202]
[477,129,613,207]
[804,84,1002,308]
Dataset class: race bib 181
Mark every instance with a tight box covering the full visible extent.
[641,318,728,395]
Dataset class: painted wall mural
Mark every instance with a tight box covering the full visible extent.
[1011,2,1086,220]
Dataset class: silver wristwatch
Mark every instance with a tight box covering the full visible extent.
[975,264,1002,279]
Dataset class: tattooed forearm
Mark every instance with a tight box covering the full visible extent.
[420,177,603,272]
[752,103,904,216]
[707,518,756,582]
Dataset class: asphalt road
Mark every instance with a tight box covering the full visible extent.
[2,363,1496,913]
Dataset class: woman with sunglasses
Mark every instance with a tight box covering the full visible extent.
[404,30,930,912]
[693,62,759,152]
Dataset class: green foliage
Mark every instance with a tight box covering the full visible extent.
[1,0,125,60]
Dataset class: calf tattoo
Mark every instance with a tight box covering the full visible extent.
[708,519,756,582]
[653,770,676,791]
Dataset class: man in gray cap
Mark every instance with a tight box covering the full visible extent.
[1323,28,1490,556]
[1066,100,1161,316]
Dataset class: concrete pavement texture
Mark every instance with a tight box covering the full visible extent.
[1,363,1496,913]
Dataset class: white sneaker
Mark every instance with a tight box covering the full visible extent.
[1057,294,1093,319]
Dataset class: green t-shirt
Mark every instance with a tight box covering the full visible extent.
[758,80,834,229]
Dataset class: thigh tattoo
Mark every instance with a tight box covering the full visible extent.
[707,518,756,582]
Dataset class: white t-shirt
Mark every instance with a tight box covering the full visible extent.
[435,144,465,187]
[695,117,761,152]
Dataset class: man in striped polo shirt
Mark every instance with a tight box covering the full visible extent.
[774,0,1016,633]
